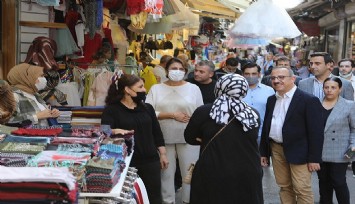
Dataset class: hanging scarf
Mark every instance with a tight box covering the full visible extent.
[38,70,68,105]
[7,63,44,94]
[24,37,58,71]
[210,74,259,132]
[0,80,16,124]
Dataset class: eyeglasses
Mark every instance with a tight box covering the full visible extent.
[270,75,292,81]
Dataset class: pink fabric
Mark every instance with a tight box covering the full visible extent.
[88,71,114,106]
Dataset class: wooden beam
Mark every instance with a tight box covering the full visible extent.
[1,0,17,79]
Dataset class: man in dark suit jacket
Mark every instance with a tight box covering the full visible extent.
[260,67,324,204]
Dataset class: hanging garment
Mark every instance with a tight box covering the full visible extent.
[103,0,125,12]
[87,71,114,106]
[56,82,81,106]
[230,0,301,39]
[140,66,157,93]
[36,0,59,6]
[53,28,80,57]
[65,9,81,44]
[126,0,145,15]
[84,0,98,39]
[130,11,148,29]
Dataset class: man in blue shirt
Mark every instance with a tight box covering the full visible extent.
[242,62,275,145]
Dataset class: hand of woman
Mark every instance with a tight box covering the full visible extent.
[160,154,169,170]
[50,109,60,118]
[174,112,190,123]
[112,128,134,135]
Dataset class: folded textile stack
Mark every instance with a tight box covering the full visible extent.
[71,106,105,126]
[0,167,78,203]
[0,142,47,155]
[84,143,127,193]
[0,152,33,167]
[11,126,63,137]
[57,111,72,126]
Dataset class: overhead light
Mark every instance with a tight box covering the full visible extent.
[272,0,303,9]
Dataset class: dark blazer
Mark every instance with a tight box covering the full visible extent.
[259,88,324,164]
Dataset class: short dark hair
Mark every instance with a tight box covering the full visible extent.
[241,62,261,73]
[310,52,333,64]
[165,57,187,73]
[276,56,290,66]
[197,60,215,72]
[226,58,239,67]
[105,74,141,105]
[338,58,355,67]
[160,55,172,65]
[324,77,343,89]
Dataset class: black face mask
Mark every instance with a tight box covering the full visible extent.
[131,91,146,103]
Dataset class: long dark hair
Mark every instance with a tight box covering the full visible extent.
[105,74,141,105]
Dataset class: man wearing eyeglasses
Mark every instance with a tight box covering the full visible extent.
[260,67,324,204]
[298,52,354,101]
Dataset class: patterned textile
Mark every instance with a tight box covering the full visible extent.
[0,152,33,167]
[210,74,259,131]
[51,137,98,145]
[11,127,62,136]
[39,70,68,105]
[0,142,46,155]
[57,144,94,153]
[84,0,98,39]
[0,125,18,135]
[126,0,145,15]
[3,135,50,143]
[24,37,58,71]
[7,88,47,126]
[0,80,16,124]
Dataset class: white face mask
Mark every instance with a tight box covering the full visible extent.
[168,70,185,82]
[35,77,47,91]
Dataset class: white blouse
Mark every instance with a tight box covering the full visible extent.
[146,82,203,144]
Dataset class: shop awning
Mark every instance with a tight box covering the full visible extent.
[181,0,239,19]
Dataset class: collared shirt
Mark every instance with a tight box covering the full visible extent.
[269,85,297,143]
[243,83,275,137]
[312,74,334,101]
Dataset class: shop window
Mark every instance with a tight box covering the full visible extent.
[326,28,339,62]
[346,22,355,60]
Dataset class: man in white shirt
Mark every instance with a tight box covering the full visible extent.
[153,55,172,83]
[260,67,324,204]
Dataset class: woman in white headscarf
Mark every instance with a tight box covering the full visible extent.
[184,74,263,204]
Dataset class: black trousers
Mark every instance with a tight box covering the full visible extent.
[317,162,350,204]
[132,160,162,204]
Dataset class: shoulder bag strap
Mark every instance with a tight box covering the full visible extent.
[200,116,235,156]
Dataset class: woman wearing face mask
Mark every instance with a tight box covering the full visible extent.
[146,57,204,204]
[101,74,168,204]
[7,64,60,126]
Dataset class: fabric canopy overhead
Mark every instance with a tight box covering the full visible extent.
[181,0,238,18]
[229,0,301,39]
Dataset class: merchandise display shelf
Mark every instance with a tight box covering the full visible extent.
[79,152,133,198]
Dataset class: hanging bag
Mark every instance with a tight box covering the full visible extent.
[183,116,235,184]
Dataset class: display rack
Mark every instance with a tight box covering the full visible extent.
[79,152,133,198]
